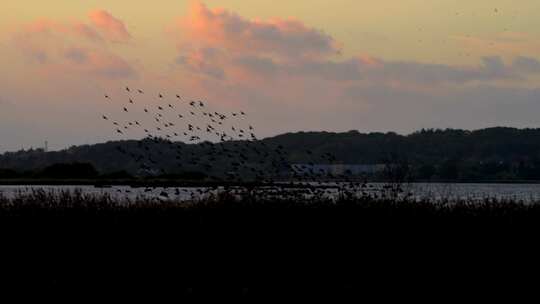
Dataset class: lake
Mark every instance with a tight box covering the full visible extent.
[1,183,540,203]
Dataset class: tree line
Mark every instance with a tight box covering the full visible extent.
[2,127,540,181]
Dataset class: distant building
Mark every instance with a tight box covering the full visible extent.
[291,164,386,176]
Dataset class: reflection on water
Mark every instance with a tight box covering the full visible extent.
[1,183,540,203]
[405,183,540,202]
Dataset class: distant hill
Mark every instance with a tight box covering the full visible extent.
[2,127,540,181]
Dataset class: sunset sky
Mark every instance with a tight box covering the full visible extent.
[1,1,540,151]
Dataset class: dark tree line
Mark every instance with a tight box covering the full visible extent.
[2,127,540,181]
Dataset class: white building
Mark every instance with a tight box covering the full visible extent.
[291,164,386,176]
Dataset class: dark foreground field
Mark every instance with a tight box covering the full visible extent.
[1,190,539,299]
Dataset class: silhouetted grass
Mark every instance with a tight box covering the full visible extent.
[0,189,537,298]
[0,188,538,217]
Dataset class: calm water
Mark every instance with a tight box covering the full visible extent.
[404,183,540,202]
[1,183,540,203]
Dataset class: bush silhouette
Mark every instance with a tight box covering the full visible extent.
[38,162,99,179]
[0,169,20,179]
[99,170,133,179]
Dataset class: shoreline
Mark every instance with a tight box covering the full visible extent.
[2,178,540,187]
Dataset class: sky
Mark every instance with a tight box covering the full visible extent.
[1,0,540,152]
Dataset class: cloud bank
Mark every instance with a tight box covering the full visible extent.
[89,10,132,43]
[177,2,340,60]
[171,2,540,89]
[162,2,540,138]
[12,10,135,79]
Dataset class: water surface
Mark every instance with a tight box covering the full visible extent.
[1,183,540,203]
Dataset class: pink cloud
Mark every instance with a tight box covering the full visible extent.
[72,23,103,42]
[175,1,340,60]
[22,19,57,35]
[18,19,103,42]
[61,47,136,78]
[170,3,540,92]
[89,10,131,43]
[176,47,226,79]
[11,11,135,79]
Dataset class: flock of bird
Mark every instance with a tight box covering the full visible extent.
[100,87,394,201]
